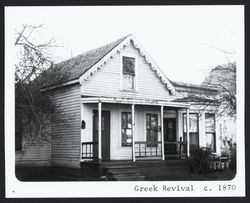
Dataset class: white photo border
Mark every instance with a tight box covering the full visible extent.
[4,5,245,198]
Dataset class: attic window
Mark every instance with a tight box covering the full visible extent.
[122,56,135,90]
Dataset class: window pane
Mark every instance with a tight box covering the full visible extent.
[122,129,127,145]
[127,113,132,127]
[101,117,104,131]
[152,131,157,142]
[190,132,199,152]
[190,133,199,145]
[121,113,127,129]
[94,114,98,129]
[205,114,215,132]
[183,113,198,133]
[183,133,187,142]
[206,133,216,152]
[126,129,131,136]
[123,56,135,75]
[146,114,158,146]
[183,114,187,132]
[126,138,132,144]
[146,115,150,129]
[189,114,198,132]
[122,74,135,90]
[151,115,157,128]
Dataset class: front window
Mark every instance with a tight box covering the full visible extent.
[183,113,199,152]
[121,112,132,146]
[122,56,135,91]
[205,113,216,152]
[146,114,158,147]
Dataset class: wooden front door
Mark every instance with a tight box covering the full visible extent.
[93,110,110,161]
[164,118,177,155]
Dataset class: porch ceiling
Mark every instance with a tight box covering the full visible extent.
[81,97,190,108]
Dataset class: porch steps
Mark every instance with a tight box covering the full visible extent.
[102,160,190,181]
[103,163,145,180]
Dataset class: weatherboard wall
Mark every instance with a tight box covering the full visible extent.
[51,84,81,168]
[15,143,51,166]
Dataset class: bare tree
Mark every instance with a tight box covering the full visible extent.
[15,24,55,83]
[202,62,236,117]
[15,24,71,150]
[199,30,236,117]
[178,62,236,118]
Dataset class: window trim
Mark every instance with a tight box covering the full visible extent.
[120,53,137,92]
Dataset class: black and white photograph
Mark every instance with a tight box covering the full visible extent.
[4,5,245,197]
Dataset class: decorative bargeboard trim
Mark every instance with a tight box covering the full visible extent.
[79,35,176,95]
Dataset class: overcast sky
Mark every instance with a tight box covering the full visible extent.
[6,6,244,84]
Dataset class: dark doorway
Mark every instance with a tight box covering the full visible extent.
[93,110,110,161]
[164,118,177,155]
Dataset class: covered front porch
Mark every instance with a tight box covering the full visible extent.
[80,96,192,162]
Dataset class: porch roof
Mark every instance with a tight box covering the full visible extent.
[81,97,190,108]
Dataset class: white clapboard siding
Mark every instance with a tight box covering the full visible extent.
[82,41,175,100]
[51,84,81,168]
[15,143,51,166]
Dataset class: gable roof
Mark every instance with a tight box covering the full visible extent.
[41,34,176,95]
[42,35,127,89]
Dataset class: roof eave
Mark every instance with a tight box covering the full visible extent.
[40,78,79,92]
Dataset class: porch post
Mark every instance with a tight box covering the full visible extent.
[186,108,190,157]
[132,104,135,162]
[98,101,102,161]
[160,105,165,160]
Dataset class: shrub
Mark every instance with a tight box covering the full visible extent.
[229,143,236,170]
[189,147,212,174]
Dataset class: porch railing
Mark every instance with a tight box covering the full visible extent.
[164,141,187,158]
[134,141,162,158]
[81,142,98,159]
[81,141,187,160]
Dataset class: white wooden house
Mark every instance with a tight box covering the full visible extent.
[16,34,231,169]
